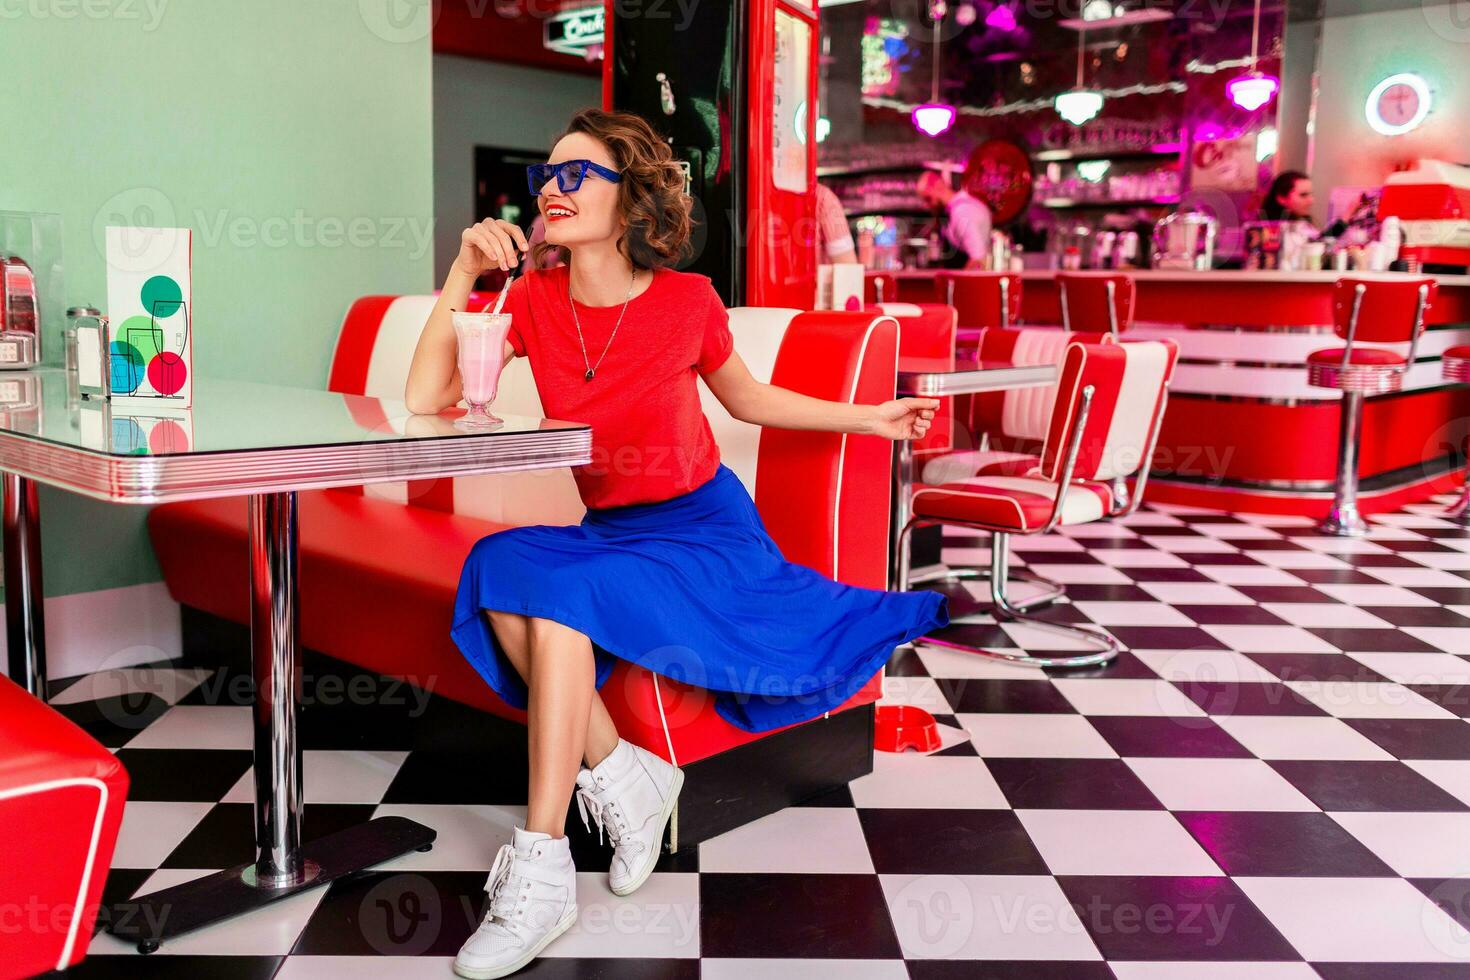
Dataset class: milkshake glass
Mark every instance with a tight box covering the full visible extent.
[452,311,513,430]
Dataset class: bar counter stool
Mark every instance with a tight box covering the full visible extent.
[938,272,1022,354]
[1057,272,1135,337]
[1441,345,1470,525]
[1307,276,1437,536]
[902,339,1179,668]
[937,270,1023,325]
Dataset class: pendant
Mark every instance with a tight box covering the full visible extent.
[584,369,595,382]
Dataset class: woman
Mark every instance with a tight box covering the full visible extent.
[406,108,947,980]
[1262,170,1315,223]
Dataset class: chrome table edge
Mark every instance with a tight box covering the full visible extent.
[0,428,592,504]
[899,363,1057,397]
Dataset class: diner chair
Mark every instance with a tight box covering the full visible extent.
[1057,272,1135,337]
[0,674,129,979]
[909,326,1115,611]
[901,338,1179,668]
[1438,344,1470,525]
[1306,276,1437,536]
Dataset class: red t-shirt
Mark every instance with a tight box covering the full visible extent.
[499,265,735,509]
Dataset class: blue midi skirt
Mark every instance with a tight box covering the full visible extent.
[450,463,949,732]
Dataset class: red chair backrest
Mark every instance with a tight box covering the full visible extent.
[1332,276,1437,344]
[937,271,1022,329]
[968,327,1114,449]
[1057,273,1136,335]
[1039,339,1179,483]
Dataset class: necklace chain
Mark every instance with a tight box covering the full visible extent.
[569,267,637,382]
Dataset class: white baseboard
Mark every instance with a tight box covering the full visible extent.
[2,581,181,681]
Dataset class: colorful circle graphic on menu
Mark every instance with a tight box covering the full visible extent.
[147,351,188,396]
[109,341,146,394]
[116,315,163,363]
[141,275,183,319]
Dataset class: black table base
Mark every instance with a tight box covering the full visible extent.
[106,816,436,953]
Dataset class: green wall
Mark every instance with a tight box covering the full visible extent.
[0,0,434,597]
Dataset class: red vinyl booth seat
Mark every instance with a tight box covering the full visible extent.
[0,675,128,979]
[149,300,901,767]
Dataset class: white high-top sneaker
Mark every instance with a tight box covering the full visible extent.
[453,827,578,980]
[574,739,684,896]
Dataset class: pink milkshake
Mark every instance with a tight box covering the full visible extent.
[452,311,513,430]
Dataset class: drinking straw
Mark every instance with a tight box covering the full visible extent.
[492,274,515,316]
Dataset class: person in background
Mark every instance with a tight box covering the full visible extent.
[814,181,858,264]
[1262,171,1315,223]
[917,169,993,268]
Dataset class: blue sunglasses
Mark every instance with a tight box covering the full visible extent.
[527,159,623,197]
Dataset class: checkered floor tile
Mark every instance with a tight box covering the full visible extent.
[51,495,1470,978]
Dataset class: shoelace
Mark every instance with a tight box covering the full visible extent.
[482,844,529,934]
[575,783,647,856]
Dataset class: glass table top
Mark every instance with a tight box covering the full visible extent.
[0,370,586,458]
[0,370,591,504]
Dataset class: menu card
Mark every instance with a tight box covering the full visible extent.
[104,226,193,409]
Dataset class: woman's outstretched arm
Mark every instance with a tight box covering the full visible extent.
[702,351,938,442]
[405,218,528,415]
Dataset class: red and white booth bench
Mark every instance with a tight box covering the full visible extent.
[148,297,903,846]
[0,675,129,979]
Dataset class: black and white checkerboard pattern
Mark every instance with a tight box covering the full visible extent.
[47,495,1470,979]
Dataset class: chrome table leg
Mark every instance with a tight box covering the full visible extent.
[3,473,47,698]
[107,490,435,953]
[891,437,914,592]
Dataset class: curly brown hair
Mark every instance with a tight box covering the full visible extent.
[531,108,693,271]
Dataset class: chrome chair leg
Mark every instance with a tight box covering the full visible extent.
[1111,476,1130,512]
[917,531,1121,669]
[1320,389,1369,536]
[907,563,1065,616]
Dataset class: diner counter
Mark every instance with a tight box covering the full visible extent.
[872,267,1470,515]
